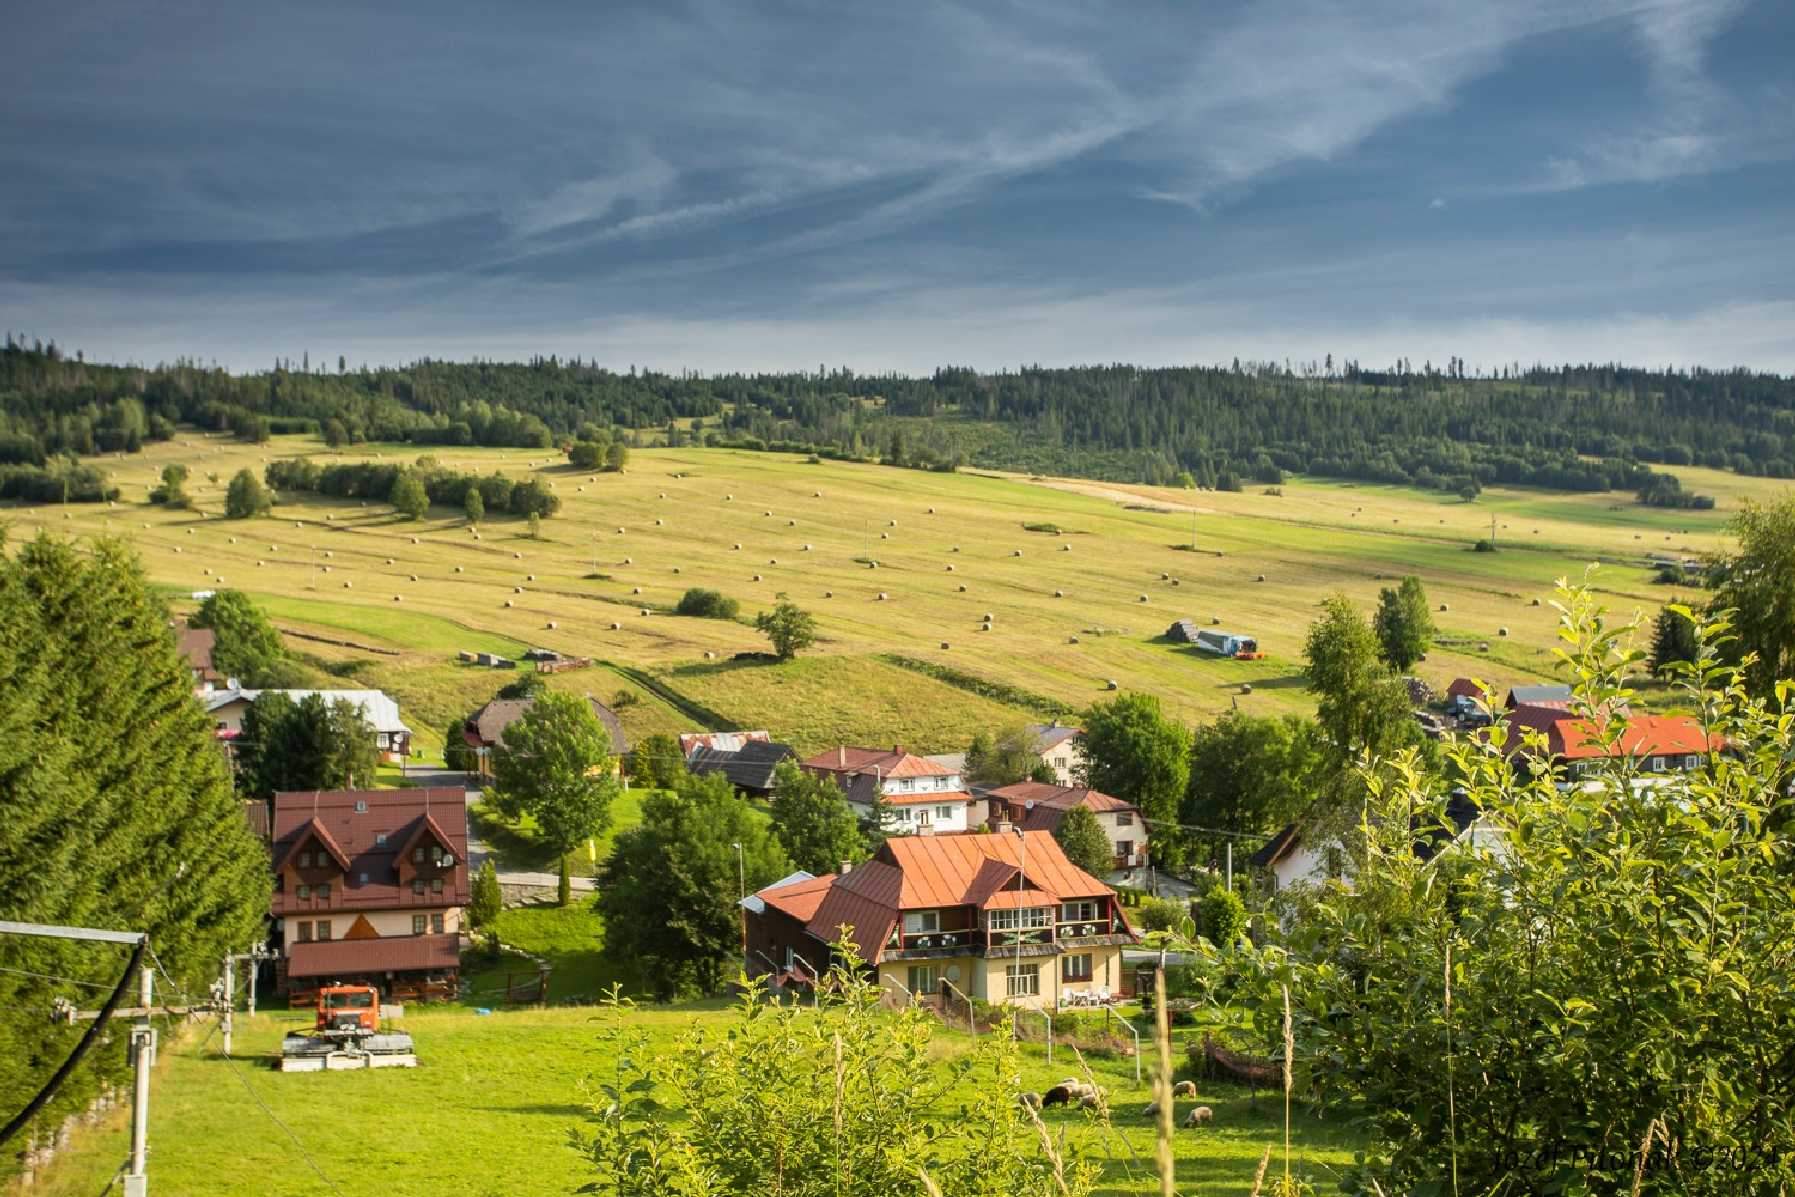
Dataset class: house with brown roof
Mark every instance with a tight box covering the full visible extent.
[986,782,1147,874]
[268,788,469,1003]
[742,830,1137,1009]
[1026,722,1086,786]
[175,624,223,690]
[461,694,628,780]
[801,745,978,833]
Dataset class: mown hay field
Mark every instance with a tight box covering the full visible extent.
[9,432,1783,752]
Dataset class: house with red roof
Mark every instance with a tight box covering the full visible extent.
[742,830,1137,1009]
[1501,707,1719,781]
[801,745,978,833]
[985,782,1147,874]
[268,788,469,1003]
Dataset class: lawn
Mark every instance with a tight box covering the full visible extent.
[15,430,1789,742]
[461,903,631,1004]
[24,999,1358,1197]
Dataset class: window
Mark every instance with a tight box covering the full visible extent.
[902,911,940,935]
[316,882,331,899]
[354,799,368,813]
[358,872,368,884]
[315,920,332,941]
[296,884,311,900]
[1650,756,1664,772]
[299,850,313,868]
[935,805,955,821]
[431,913,444,935]
[1060,900,1100,924]
[412,879,425,896]
[988,907,1051,932]
[412,914,427,935]
[430,878,443,894]
[377,734,389,749]
[1684,754,1699,769]
[906,965,937,995]
[1062,953,1093,982]
[893,807,912,822]
[295,921,312,942]
[1004,963,1040,998]
[1114,811,1133,826]
[412,846,425,863]
[375,833,387,845]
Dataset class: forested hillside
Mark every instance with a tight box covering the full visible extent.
[5,336,1793,494]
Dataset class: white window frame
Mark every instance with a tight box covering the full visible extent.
[988,907,1051,932]
[1060,900,1100,923]
[1004,963,1040,998]
[903,911,940,935]
[1061,953,1093,982]
[1683,754,1699,769]
[1114,811,1133,826]
[906,965,937,995]
[935,805,955,821]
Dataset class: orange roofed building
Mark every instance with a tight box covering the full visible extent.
[742,830,1137,1010]
[1498,707,1720,782]
[801,745,979,833]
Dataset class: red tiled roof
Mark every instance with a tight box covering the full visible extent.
[286,933,460,979]
[988,783,1135,831]
[805,860,902,963]
[802,745,957,779]
[1552,715,1718,760]
[759,873,836,923]
[270,789,469,915]
[884,831,1111,908]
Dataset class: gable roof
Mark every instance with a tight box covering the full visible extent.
[207,688,410,734]
[1549,714,1718,760]
[739,869,824,917]
[286,932,459,979]
[1027,723,1082,751]
[802,745,957,779]
[988,782,1135,831]
[1445,677,1483,700]
[882,830,1111,907]
[467,694,628,754]
[176,625,221,681]
[276,816,353,871]
[1506,684,1573,709]
[688,740,796,791]
[269,789,469,913]
[680,730,771,755]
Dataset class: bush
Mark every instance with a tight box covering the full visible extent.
[1136,896,1188,933]
[1473,538,1496,552]
[674,587,740,619]
[1195,886,1246,947]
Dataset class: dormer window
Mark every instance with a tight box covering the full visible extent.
[316,882,331,899]
[412,847,425,864]
[375,833,387,845]
[354,799,368,813]
[297,884,310,899]
[298,850,312,868]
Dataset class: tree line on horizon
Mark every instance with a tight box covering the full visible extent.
[5,337,1794,494]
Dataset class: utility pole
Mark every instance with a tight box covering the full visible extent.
[0,922,215,1197]
[220,944,268,1056]
[1226,841,1233,893]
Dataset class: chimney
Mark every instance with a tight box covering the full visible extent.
[892,744,902,755]
[838,860,853,875]
[995,820,1014,835]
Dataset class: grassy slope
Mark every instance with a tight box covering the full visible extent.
[13,434,1790,743]
[25,1002,1356,1197]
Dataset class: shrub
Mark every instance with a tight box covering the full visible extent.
[675,587,740,619]
[1136,896,1188,933]
[1195,886,1246,947]
[1473,538,1496,552]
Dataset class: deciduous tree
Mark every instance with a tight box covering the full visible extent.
[190,588,293,685]
[224,467,272,518]
[1708,494,1795,696]
[389,469,428,519]
[1053,805,1114,877]
[489,692,618,901]
[1372,574,1433,671]
[754,596,817,660]
[769,760,863,876]
[1075,692,1191,865]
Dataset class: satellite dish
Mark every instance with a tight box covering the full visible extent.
[946,965,960,982]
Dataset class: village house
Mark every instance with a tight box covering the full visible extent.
[800,745,977,832]
[741,830,1138,1010]
[175,624,223,691]
[684,735,796,798]
[206,687,413,763]
[984,782,1147,875]
[461,694,628,781]
[267,787,469,1003]
[1026,722,1086,786]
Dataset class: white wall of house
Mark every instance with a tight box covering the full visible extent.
[1099,809,1145,869]
[1040,741,1085,786]
[855,798,972,834]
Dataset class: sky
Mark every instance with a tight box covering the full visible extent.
[2,0,1792,374]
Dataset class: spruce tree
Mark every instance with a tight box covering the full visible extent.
[0,536,266,1165]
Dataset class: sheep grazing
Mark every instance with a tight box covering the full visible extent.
[1184,1106,1214,1128]
[1078,1094,1103,1110]
[1172,1080,1197,1098]
[1041,1085,1078,1108]
[1141,1100,1160,1118]
[1018,1092,1042,1110]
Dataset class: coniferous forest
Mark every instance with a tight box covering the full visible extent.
[4,337,1794,497]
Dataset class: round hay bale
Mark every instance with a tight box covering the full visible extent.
[1256,573,1266,582]
[1171,578,1181,587]
[514,586,524,594]
[632,586,642,595]
[324,550,333,558]
[1068,635,1080,644]
[546,620,557,630]
[624,556,633,564]
[1439,603,1449,612]
[385,558,394,565]
[513,551,522,559]
[1531,597,1542,606]
[768,558,778,565]
[764,510,773,517]
[814,491,822,497]
[725,494,733,501]
[877,592,888,601]
[1105,679,1119,691]
[342,580,351,588]
[527,574,536,581]
[1212,615,1222,624]
[172,546,182,554]
[1053,589,1065,598]
[659,492,667,499]
[618,526,626,533]
[295,520,303,527]
[610,622,621,630]
[946,564,955,571]
[733,543,742,550]
[1240,683,1253,695]
[473,533,481,540]
[326,515,334,522]
[409,574,418,582]
[880,532,889,539]
[576,487,584,493]
[1498,627,1509,636]
[951,546,960,553]
[1139,594,1150,602]
[940,641,951,650]
[888,520,897,527]
[1061,543,1071,552]
[655,518,663,526]
[393,595,403,602]
[1013,549,1023,557]
[256,560,264,567]
[867,560,878,569]
[641,608,651,616]
[983,612,994,621]
[823,590,833,598]
[504,600,513,608]
[454,565,463,573]
[957,584,967,592]
[802,544,812,551]
[787,519,796,527]
[228,536,237,544]
[411,536,419,545]
[753,574,762,582]
[704,650,715,659]
[672,566,681,574]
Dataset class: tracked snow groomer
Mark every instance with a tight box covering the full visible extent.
[278,985,417,1071]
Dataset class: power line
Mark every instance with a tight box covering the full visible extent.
[214,1046,347,1197]
[0,965,118,990]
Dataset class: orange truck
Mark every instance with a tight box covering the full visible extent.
[279,985,417,1071]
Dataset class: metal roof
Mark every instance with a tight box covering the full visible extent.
[285,932,460,978]
[206,687,411,734]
